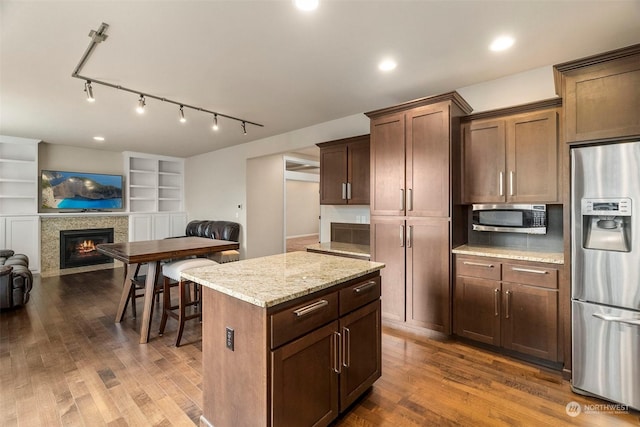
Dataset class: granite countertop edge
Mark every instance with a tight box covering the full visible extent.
[452,244,564,265]
[181,252,385,308]
[306,242,371,258]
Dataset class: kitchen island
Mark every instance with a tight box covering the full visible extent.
[182,251,385,427]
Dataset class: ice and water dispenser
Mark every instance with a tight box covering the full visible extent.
[581,198,632,252]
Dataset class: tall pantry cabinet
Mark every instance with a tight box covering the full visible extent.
[365,92,472,333]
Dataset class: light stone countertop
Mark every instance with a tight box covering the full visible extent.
[452,244,564,264]
[181,251,385,308]
[306,242,370,259]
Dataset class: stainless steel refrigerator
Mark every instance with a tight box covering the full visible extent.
[571,141,640,410]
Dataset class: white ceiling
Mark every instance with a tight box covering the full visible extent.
[2,1,639,158]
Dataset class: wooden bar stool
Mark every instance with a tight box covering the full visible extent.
[159,258,218,346]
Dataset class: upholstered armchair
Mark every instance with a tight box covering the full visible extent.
[0,250,33,309]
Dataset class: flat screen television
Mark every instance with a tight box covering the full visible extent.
[41,170,124,211]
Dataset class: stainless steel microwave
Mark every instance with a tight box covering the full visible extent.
[472,204,547,234]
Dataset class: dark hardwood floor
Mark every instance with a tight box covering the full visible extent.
[1,269,638,426]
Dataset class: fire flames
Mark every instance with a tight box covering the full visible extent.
[75,240,97,254]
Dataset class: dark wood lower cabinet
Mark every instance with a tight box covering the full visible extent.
[501,282,558,361]
[271,322,339,427]
[271,301,382,426]
[454,276,501,346]
[454,256,560,364]
[202,272,382,427]
[339,300,381,411]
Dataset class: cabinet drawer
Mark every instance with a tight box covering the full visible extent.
[339,276,381,316]
[271,292,339,349]
[456,257,501,280]
[502,263,558,289]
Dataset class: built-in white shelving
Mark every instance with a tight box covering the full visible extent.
[0,136,39,215]
[124,152,185,213]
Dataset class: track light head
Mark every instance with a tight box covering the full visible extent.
[84,80,95,102]
[212,114,219,131]
[136,95,146,114]
[179,105,186,123]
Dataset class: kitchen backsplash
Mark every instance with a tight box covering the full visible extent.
[466,204,563,252]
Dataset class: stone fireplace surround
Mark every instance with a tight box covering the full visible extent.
[40,215,128,277]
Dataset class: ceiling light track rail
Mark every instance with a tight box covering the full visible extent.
[71,22,264,130]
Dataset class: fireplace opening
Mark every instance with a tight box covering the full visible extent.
[60,228,114,269]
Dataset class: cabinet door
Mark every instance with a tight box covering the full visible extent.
[562,53,640,143]
[319,145,348,205]
[406,217,451,333]
[370,113,406,216]
[454,276,501,346]
[129,214,153,242]
[461,120,506,203]
[501,282,558,362]
[271,321,339,427]
[506,110,559,203]
[346,139,370,205]
[3,216,40,273]
[406,104,450,217]
[370,217,405,321]
[339,300,381,411]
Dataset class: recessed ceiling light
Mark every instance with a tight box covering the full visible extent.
[294,0,319,12]
[378,59,397,72]
[489,35,515,52]
[93,136,105,142]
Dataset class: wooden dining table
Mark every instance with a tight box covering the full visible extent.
[97,236,240,343]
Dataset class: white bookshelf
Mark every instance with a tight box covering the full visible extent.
[124,152,184,213]
[0,136,39,215]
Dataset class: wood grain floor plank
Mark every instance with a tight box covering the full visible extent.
[2,268,639,426]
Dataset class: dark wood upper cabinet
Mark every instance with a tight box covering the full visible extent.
[461,101,560,204]
[318,134,370,205]
[554,44,640,143]
[367,92,472,217]
[369,113,406,215]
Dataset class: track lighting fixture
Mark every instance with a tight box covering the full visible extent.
[136,95,146,114]
[84,80,95,102]
[72,22,264,137]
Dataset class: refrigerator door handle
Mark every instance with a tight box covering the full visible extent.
[592,313,640,326]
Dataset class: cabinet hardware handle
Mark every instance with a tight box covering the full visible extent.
[293,299,329,317]
[332,331,342,373]
[592,313,640,326]
[346,182,352,200]
[407,225,413,248]
[408,188,413,211]
[511,267,548,275]
[342,327,351,368]
[494,288,500,317]
[462,261,494,268]
[509,171,514,196]
[341,183,347,200]
[505,290,512,319]
[354,281,377,294]
[400,189,405,211]
[499,171,504,196]
[400,225,405,247]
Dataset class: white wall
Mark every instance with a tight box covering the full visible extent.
[184,64,558,257]
[246,154,284,258]
[286,180,319,238]
[39,143,124,174]
[184,113,369,258]
[457,65,558,113]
